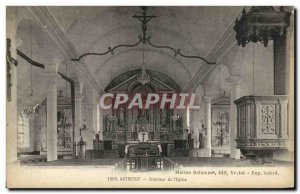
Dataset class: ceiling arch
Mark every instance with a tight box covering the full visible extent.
[16,18,84,110]
[77,24,203,58]
[42,6,243,92]
[97,62,189,90]
[93,47,192,77]
[16,19,60,107]
[203,64,230,95]
[104,69,181,93]
[16,19,64,63]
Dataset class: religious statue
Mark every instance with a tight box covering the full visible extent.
[137,108,148,123]
[187,129,193,149]
[117,105,126,127]
[200,120,207,135]
[175,118,182,131]
[160,109,168,127]
[104,115,112,132]
[57,110,67,132]
[199,120,206,148]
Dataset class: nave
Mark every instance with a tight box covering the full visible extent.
[6,6,294,171]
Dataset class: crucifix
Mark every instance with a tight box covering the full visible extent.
[132,6,156,44]
[72,6,215,64]
[6,38,18,102]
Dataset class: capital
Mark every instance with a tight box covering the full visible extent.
[92,89,100,105]
[203,89,218,97]
[202,95,214,103]
[43,71,59,84]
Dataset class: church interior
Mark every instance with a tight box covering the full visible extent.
[6,6,294,171]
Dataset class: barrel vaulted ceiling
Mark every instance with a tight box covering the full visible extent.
[15,6,245,106]
[48,6,243,89]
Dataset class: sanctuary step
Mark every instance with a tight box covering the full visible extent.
[86,150,119,159]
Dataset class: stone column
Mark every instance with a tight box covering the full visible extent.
[203,96,213,157]
[274,31,290,95]
[92,89,99,134]
[226,75,242,159]
[183,109,188,131]
[190,110,200,149]
[99,107,103,140]
[189,108,195,147]
[75,90,83,143]
[82,104,93,149]
[6,7,18,163]
[45,65,59,162]
[93,104,99,133]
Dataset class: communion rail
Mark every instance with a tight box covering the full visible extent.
[115,157,178,171]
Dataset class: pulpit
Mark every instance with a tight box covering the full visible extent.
[234,95,289,162]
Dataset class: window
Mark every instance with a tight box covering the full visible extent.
[17,112,30,148]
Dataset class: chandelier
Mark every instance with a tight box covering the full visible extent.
[137,44,150,85]
[137,67,150,85]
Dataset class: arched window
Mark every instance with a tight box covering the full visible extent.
[17,112,30,148]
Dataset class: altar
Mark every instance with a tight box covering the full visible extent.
[100,78,187,159]
[138,132,149,142]
[125,142,162,171]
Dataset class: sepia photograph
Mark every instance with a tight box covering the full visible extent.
[5,5,295,189]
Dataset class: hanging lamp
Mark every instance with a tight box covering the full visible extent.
[137,44,150,85]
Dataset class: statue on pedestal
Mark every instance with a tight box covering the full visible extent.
[117,105,126,127]
[160,109,168,127]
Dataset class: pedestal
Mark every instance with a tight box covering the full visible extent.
[77,137,86,159]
